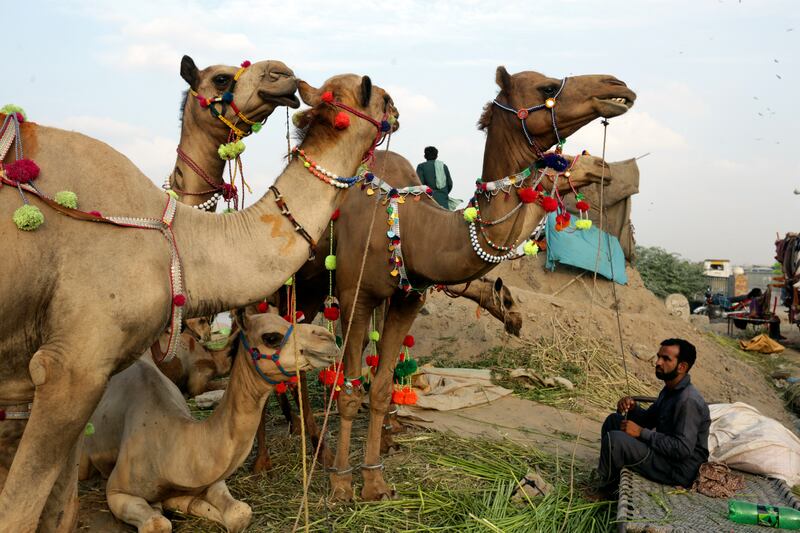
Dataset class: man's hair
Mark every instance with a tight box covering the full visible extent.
[424,146,438,160]
[748,288,763,298]
[661,338,697,370]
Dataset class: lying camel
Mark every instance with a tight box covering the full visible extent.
[80,310,338,533]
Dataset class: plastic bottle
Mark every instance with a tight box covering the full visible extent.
[728,500,800,529]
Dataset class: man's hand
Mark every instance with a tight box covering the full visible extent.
[620,420,642,438]
[617,396,636,415]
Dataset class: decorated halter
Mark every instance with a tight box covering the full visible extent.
[492,77,567,156]
[239,326,296,389]
[189,61,260,140]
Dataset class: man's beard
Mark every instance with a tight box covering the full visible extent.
[656,367,679,381]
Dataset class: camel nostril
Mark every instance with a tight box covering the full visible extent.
[604,77,627,87]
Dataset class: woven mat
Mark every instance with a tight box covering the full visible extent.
[617,468,800,532]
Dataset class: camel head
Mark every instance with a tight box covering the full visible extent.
[490,277,523,337]
[293,73,400,150]
[183,316,213,343]
[554,153,613,191]
[238,309,338,382]
[480,67,636,152]
[180,55,299,136]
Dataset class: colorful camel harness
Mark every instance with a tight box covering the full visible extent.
[238,326,298,392]
[0,111,186,364]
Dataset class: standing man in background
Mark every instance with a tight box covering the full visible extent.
[416,146,453,209]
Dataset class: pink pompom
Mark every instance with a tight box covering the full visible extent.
[321,91,334,104]
[173,294,186,307]
[15,113,24,123]
[6,159,40,183]
[88,211,103,218]
[333,111,350,129]
[240,60,251,68]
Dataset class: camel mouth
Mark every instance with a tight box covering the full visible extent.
[259,91,301,109]
[592,95,634,118]
[504,313,523,337]
[302,350,338,369]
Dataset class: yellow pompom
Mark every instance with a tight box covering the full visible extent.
[54,190,78,209]
[463,207,478,222]
[369,330,380,342]
[284,277,294,286]
[575,219,593,230]
[166,189,179,200]
[523,241,539,256]
[325,254,337,270]
[13,204,44,231]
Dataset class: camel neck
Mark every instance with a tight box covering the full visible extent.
[171,112,230,207]
[175,129,371,316]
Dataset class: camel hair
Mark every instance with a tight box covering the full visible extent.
[0,65,399,531]
[314,66,636,502]
[80,309,339,533]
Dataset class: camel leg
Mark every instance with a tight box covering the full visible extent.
[107,491,172,533]
[39,435,83,533]
[204,480,252,533]
[329,289,376,502]
[162,495,223,524]
[252,403,273,474]
[362,293,424,501]
[284,387,302,435]
[0,346,112,532]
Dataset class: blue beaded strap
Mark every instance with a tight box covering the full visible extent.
[239,325,294,384]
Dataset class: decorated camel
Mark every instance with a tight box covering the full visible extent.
[0,56,300,531]
[0,66,398,531]
[434,276,523,337]
[311,67,636,501]
[80,310,338,533]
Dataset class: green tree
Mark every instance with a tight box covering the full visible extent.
[634,246,706,300]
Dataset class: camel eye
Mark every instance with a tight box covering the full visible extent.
[540,85,558,96]
[262,332,283,347]
[213,74,231,87]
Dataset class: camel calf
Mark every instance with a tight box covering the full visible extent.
[80,311,338,532]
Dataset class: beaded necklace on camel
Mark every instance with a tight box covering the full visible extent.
[163,60,263,212]
[0,107,187,363]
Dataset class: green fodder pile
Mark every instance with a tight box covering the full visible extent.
[167,427,614,532]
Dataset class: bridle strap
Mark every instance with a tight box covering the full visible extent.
[270,185,317,260]
[493,77,567,155]
[239,325,295,385]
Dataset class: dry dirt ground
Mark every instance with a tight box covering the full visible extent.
[77,255,799,530]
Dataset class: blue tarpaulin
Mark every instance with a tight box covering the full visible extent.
[544,212,627,284]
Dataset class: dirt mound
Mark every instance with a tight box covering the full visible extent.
[409,255,793,426]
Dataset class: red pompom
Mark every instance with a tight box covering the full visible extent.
[257,301,269,313]
[366,355,378,367]
[198,96,210,108]
[89,211,103,218]
[391,390,404,404]
[518,187,538,204]
[402,335,415,348]
[296,311,305,323]
[15,112,24,123]
[289,375,298,383]
[399,352,405,362]
[323,306,340,321]
[576,200,590,211]
[240,60,251,68]
[275,382,287,394]
[333,111,350,129]
[351,378,362,388]
[321,91,334,104]
[426,187,432,194]
[330,208,340,221]
[173,294,186,307]
[6,159,40,183]
[542,196,558,212]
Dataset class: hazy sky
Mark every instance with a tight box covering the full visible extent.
[3,0,797,266]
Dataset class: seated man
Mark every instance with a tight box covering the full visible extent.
[592,338,710,497]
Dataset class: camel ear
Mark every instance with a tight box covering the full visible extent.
[493,277,504,293]
[360,75,373,108]
[495,66,512,93]
[180,55,200,90]
[298,80,322,107]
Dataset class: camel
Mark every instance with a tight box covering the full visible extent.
[314,67,635,501]
[0,55,299,531]
[435,276,523,337]
[0,65,399,531]
[80,310,338,533]
[154,323,233,397]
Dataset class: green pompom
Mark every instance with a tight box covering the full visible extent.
[284,277,294,286]
[84,422,95,436]
[166,189,179,200]
[463,207,478,223]
[222,207,236,214]
[251,122,262,133]
[54,190,78,209]
[325,254,337,271]
[335,335,343,348]
[218,140,246,160]
[369,330,380,342]
[13,204,44,231]
[523,241,539,256]
[0,104,26,120]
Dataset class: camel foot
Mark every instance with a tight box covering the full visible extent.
[252,454,274,475]
[328,472,354,502]
[222,501,252,533]
[361,469,396,501]
[140,514,172,533]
